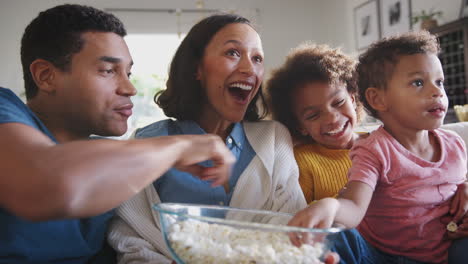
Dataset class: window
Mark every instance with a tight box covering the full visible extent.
[120,33,184,138]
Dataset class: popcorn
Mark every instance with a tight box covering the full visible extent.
[447,221,458,232]
[168,220,325,264]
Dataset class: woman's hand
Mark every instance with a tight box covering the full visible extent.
[287,198,339,247]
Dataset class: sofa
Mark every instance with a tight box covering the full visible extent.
[441,122,468,169]
[360,122,468,167]
[442,122,468,151]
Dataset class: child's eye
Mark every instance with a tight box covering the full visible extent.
[127,72,132,79]
[436,79,444,87]
[411,79,424,87]
[333,99,345,107]
[305,113,319,121]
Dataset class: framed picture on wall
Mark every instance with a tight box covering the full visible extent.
[460,0,468,18]
[354,0,380,50]
[379,0,412,38]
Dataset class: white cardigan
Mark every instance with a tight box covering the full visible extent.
[107,120,307,263]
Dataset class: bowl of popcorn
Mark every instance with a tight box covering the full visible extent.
[454,104,468,122]
[153,203,343,264]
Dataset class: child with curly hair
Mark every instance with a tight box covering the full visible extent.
[267,43,365,204]
[288,31,468,264]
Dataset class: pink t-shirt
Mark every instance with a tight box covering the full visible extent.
[348,126,467,263]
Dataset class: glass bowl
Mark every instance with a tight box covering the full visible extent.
[153,203,343,264]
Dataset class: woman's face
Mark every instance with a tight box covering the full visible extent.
[197,23,264,124]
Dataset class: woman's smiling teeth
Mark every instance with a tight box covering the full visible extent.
[228,82,254,103]
[229,82,253,90]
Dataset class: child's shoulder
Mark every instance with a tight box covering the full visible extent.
[434,127,466,150]
[356,131,371,140]
[354,126,385,145]
[436,126,463,139]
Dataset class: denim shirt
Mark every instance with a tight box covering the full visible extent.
[135,119,255,206]
[0,87,115,263]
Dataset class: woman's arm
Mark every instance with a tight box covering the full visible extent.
[108,217,172,264]
[269,121,307,213]
[108,188,173,264]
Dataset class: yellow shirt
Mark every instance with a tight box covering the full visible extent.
[294,143,351,204]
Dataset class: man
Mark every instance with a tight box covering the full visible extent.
[0,4,234,263]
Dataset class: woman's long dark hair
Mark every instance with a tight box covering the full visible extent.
[155,13,268,121]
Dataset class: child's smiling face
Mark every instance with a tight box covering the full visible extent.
[293,81,357,149]
[370,53,447,132]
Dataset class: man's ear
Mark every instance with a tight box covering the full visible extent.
[365,87,387,112]
[29,59,58,94]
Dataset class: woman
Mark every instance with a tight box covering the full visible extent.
[108,14,307,263]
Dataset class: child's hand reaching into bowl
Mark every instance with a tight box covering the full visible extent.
[287,198,339,247]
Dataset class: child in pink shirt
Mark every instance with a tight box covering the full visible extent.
[288,31,468,264]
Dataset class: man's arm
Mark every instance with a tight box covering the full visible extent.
[0,123,234,221]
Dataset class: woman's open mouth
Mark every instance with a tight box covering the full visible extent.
[228,82,253,104]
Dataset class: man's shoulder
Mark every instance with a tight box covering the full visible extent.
[0,87,22,103]
[0,87,32,123]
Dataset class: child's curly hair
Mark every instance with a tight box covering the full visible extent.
[357,30,440,119]
[266,43,361,140]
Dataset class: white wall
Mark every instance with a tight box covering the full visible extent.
[0,0,352,94]
[347,0,462,57]
[0,0,462,95]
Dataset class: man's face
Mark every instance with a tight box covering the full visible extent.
[55,32,136,137]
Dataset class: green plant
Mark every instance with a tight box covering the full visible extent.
[130,73,165,98]
[412,8,442,25]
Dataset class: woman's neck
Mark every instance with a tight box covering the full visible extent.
[197,116,235,141]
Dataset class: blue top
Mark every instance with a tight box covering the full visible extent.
[0,87,115,264]
[135,119,255,206]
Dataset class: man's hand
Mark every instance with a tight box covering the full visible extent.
[173,134,235,187]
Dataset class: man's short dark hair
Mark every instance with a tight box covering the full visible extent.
[21,4,127,99]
